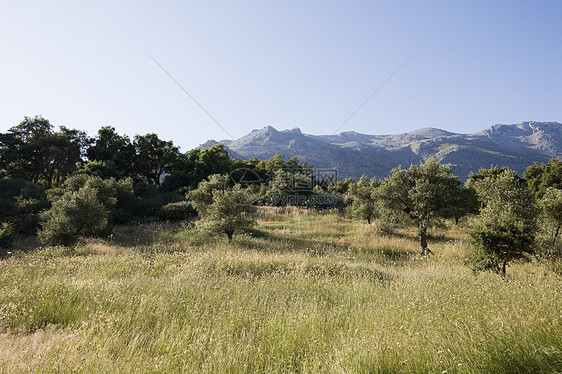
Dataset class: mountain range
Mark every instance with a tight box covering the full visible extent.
[201,121,562,180]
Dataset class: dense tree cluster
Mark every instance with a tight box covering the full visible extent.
[0,116,317,245]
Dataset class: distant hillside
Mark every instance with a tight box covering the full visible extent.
[201,122,562,180]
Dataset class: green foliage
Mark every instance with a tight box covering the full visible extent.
[0,116,91,187]
[1,212,561,372]
[442,184,479,224]
[39,186,112,246]
[540,187,562,244]
[467,165,518,185]
[114,178,140,224]
[203,187,256,242]
[469,166,525,206]
[187,174,229,216]
[188,175,255,241]
[0,178,49,235]
[266,170,314,206]
[378,159,464,254]
[159,201,196,221]
[348,175,379,224]
[524,158,562,199]
[77,160,121,180]
[133,133,180,185]
[469,169,538,276]
[39,175,118,245]
[133,181,163,218]
[182,144,233,188]
[86,126,136,178]
[327,178,352,195]
[160,171,192,193]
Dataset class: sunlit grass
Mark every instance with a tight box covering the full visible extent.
[1,208,561,373]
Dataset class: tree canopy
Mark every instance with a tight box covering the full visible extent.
[469,168,538,276]
[378,159,465,255]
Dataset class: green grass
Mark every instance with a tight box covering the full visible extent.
[1,209,561,373]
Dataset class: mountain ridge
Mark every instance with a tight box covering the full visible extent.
[201,121,562,180]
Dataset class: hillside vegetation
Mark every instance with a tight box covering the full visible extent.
[1,208,561,373]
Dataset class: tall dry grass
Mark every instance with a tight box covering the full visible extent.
[0,208,560,373]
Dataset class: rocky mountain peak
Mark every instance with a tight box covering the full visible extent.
[201,122,561,180]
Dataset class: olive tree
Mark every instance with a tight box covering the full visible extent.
[378,159,464,255]
[39,175,117,245]
[188,175,255,242]
[187,174,229,216]
[524,158,562,199]
[348,175,380,224]
[469,169,538,276]
[540,187,562,245]
[204,187,256,242]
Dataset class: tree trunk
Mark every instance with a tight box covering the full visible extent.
[419,227,431,255]
[227,232,233,243]
[367,216,371,225]
[501,260,507,277]
[553,225,560,245]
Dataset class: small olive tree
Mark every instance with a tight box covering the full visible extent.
[378,159,464,255]
[188,176,255,242]
[469,169,538,276]
[39,175,117,246]
[348,175,380,224]
[40,185,113,245]
[204,187,256,242]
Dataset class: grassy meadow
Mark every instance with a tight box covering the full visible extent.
[1,207,561,373]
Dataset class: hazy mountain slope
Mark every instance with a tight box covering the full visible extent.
[202,121,561,180]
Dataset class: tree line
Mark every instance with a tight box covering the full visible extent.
[1,116,561,276]
[347,160,562,275]
[0,116,315,246]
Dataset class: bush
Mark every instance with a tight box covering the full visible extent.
[0,178,48,235]
[114,178,140,224]
[134,181,163,217]
[39,185,113,246]
[159,201,196,221]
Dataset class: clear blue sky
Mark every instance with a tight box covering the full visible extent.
[1,1,561,151]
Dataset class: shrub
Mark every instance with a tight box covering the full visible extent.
[0,178,48,235]
[39,184,114,246]
[134,181,163,217]
[114,178,140,224]
[159,201,196,221]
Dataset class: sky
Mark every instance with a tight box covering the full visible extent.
[1,0,561,152]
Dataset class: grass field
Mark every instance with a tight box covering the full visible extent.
[1,208,561,373]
